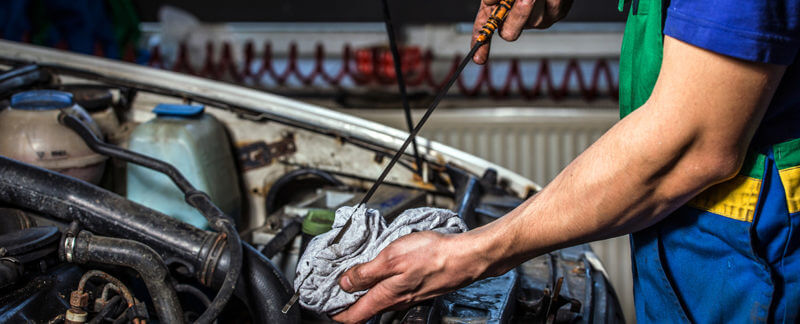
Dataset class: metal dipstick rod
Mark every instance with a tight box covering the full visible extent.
[381,0,423,176]
[282,0,516,314]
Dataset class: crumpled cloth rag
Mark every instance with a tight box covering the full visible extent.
[293,205,467,315]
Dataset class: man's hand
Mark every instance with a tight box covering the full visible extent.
[331,231,492,324]
[472,0,574,64]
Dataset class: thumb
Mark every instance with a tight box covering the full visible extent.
[339,254,395,292]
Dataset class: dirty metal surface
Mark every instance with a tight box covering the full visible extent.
[237,133,297,171]
[440,268,518,323]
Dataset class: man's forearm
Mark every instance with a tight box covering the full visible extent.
[466,105,736,276]
[464,37,784,277]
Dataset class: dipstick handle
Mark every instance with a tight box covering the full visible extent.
[476,0,517,43]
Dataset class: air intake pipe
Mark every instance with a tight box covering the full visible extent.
[0,156,299,323]
[63,230,184,324]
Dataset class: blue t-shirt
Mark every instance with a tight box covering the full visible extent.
[664,0,800,148]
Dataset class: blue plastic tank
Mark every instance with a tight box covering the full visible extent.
[126,104,241,229]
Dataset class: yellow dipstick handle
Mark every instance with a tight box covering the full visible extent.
[476,0,517,43]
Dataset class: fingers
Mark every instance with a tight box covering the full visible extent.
[499,0,537,41]
[471,2,493,64]
[332,279,411,324]
[339,253,396,293]
[543,0,574,27]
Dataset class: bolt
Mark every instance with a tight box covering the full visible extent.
[69,290,89,308]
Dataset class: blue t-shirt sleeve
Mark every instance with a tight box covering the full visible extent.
[664,0,800,65]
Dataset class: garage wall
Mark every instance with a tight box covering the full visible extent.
[135,1,626,23]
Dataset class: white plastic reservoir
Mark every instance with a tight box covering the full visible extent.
[126,104,241,229]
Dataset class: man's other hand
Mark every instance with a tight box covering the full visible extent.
[331,231,491,324]
[472,0,574,64]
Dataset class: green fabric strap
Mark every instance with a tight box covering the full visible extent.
[618,0,665,118]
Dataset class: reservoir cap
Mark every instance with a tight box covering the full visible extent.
[302,209,336,236]
[153,104,205,117]
[10,90,74,110]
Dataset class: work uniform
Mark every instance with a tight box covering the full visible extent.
[619,0,800,322]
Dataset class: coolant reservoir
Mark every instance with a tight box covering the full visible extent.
[126,104,241,229]
[0,90,107,183]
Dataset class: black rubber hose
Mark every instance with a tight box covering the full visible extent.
[60,113,197,196]
[60,113,241,324]
[446,165,484,229]
[259,220,302,258]
[0,259,22,290]
[0,64,51,96]
[264,168,344,215]
[0,157,297,323]
[235,243,299,323]
[195,219,241,324]
[0,208,35,235]
[175,284,212,307]
[175,284,215,324]
[67,230,184,324]
[0,156,224,283]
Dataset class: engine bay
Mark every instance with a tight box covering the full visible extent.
[0,42,623,324]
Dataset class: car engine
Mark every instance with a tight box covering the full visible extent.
[0,41,624,324]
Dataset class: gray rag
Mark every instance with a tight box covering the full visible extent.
[294,206,468,315]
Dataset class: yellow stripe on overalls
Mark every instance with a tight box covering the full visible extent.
[688,175,761,222]
[778,166,800,213]
[687,137,800,221]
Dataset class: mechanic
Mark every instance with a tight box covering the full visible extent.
[333,0,800,322]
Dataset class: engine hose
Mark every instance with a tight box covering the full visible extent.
[0,258,22,291]
[195,220,241,324]
[236,244,298,323]
[259,220,302,258]
[66,232,184,323]
[0,64,51,96]
[264,168,343,215]
[59,112,196,196]
[0,208,35,234]
[0,149,298,322]
[0,156,223,282]
[176,284,215,324]
[59,113,242,324]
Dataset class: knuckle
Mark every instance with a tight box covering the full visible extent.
[500,29,517,41]
[399,292,417,305]
[551,7,564,20]
[353,266,367,280]
[350,266,368,285]
[385,255,403,273]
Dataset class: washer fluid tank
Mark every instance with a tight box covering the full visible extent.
[0,90,107,184]
[126,104,242,229]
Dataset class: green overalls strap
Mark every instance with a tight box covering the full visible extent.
[618,0,664,118]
